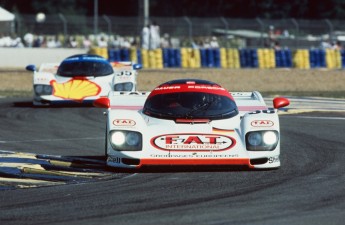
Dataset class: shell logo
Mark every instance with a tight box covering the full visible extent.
[50,79,101,101]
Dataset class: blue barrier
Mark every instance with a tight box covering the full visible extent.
[108,49,121,62]
[120,49,130,61]
[213,49,221,68]
[285,49,292,67]
[275,49,293,68]
[240,49,258,68]
[175,49,182,68]
[108,49,131,62]
[162,48,181,68]
[171,48,179,67]
[309,49,326,68]
[275,50,282,67]
[206,49,214,67]
[136,49,142,65]
[200,49,207,67]
[163,48,169,67]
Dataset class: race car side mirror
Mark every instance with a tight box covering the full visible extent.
[93,97,110,108]
[26,64,36,72]
[273,97,290,109]
[133,64,142,70]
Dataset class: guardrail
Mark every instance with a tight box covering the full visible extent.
[90,47,345,69]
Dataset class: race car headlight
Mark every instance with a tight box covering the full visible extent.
[263,131,278,145]
[34,84,53,95]
[247,132,262,146]
[109,130,142,151]
[114,82,134,91]
[246,131,279,151]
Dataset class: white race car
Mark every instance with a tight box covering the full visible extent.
[94,79,290,169]
[26,54,142,106]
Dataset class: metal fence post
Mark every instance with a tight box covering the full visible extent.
[220,17,229,38]
[14,13,22,37]
[324,19,334,41]
[291,18,299,48]
[184,16,193,44]
[58,13,67,46]
[94,0,98,37]
[103,15,112,36]
[256,18,265,47]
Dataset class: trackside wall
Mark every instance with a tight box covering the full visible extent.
[91,47,345,69]
[1,47,344,69]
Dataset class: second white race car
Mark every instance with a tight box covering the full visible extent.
[94,79,290,169]
[26,54,142,106]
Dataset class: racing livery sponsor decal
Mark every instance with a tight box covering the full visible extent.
[268,156,280,164]
[151,133,236,152]
[150,83,233,99]
[154,86,181,91]
[187,85,225,91]
[150,153,239,158]
[40,66,59,74]
[113,119,136,126]
[212,128,235,133]
[251,120,274,127]
[111,62,132,68]
[107,156,121,164]
[50,78,101,101]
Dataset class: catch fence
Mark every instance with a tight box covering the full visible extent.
[13,14,345,49]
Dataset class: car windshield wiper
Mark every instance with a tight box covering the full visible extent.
[184,100,215,118]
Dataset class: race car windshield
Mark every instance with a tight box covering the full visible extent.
[143,92,238,120]
[57,61,114,77]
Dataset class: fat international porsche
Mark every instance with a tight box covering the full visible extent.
[94,79,290,169]
[26,54,142,106]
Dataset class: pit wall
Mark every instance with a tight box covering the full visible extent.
[90,47,345,69]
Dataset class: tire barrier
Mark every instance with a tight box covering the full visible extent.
[325,49,342,69]
[89,47,108,59]
[220,48,241,68]
[342,50,345,68]
[275,49,292,68]
[309,49,326,68]
[107,48,132,62]
[293,49,310,69]
[257,48,275,69]
[139,49,164,69]
[100,47,344,69]
[163,48,181,68]
[130,47,139,64]
[239,49,258,68]
[181,48,201,68]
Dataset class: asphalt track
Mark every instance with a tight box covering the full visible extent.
[1,97,345,225]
